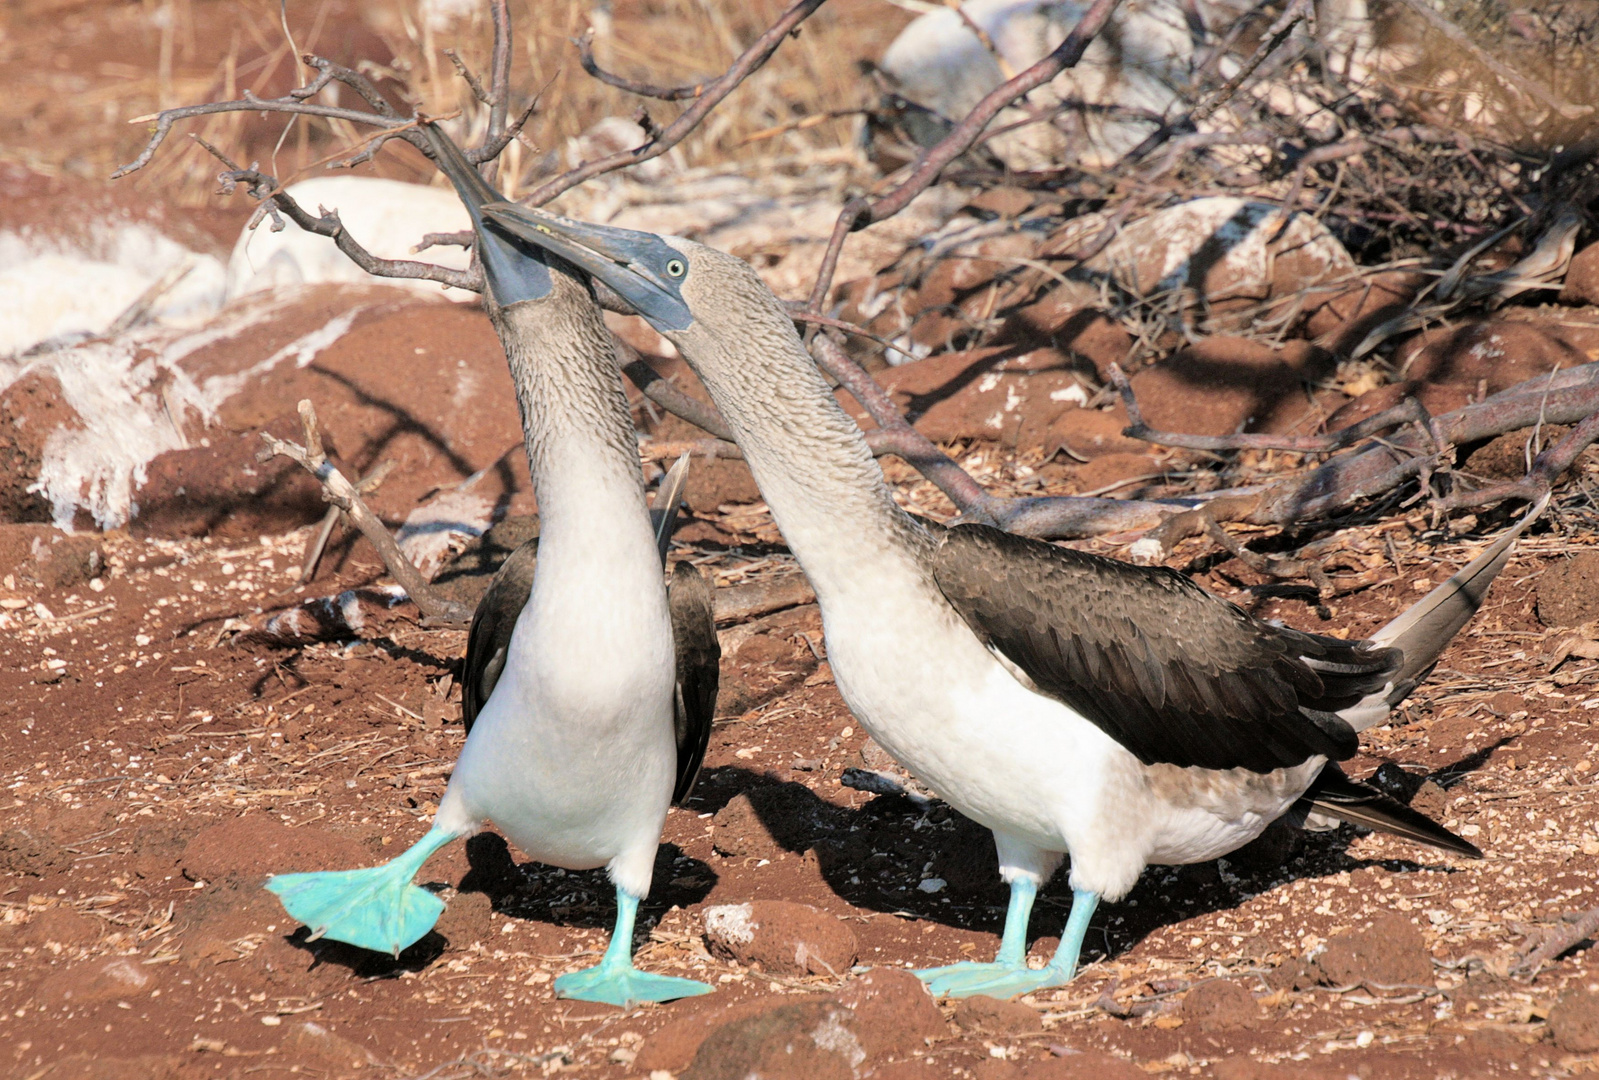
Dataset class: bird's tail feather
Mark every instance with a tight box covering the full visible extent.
[1293,766,1481,859]
[264,827,455,957]
[1368,492,1548,706]
[650,452,692,565]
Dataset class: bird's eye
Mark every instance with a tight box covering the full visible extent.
[665,258,686,278]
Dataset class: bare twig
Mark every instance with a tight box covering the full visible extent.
[210,158,480,292]
[804,0,1126,314]
[521,0,830,208]
[1247,365,1599,525]
[486,0,513,143]
[575,27,713,100]
[1435,404,1599,513]
[260,401,473,624]
[299,460,396,585]
[1511,907,1599,977]
[612,337,735,442]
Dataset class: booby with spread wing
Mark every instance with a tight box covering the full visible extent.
[264,128,717,1008]
[477,202,1537,1000]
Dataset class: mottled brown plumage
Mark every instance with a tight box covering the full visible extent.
[667,560,718,802]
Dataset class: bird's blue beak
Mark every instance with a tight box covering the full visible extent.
[420,123,553,307]
[480,203,695,332]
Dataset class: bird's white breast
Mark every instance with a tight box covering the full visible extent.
[438,470,677,892]
[816,546,1320,899]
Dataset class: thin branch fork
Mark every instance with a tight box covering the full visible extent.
[213,160,481,292]
[519,0,831,208]
[1436,404,1599,513]
[804,0,1125,315]
[259,400,474,625]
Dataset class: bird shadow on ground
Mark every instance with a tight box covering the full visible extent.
[698,763,1476,967]
[285,926,449,979]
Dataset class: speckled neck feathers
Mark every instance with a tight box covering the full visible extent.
[670,264,928,582]
[489,272,645,521]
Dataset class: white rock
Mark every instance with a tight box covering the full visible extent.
[224,176,474,302]
[0,218,226,358]
[0,289,377,529]
[703,903,758,947]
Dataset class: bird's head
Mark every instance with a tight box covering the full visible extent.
[478,203,780,340]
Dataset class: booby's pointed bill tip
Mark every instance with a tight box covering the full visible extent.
[479,203,694,332]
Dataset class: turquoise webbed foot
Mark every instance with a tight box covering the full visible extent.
[917,884,1100,1000]
[555,888,713,1008]
[264,827,455,957]
[555,962,714,1008]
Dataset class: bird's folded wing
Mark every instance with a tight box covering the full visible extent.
[461,540,539,734]
[930,523,1401,773]
[668,561,719,804]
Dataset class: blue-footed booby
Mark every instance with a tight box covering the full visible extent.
[263,127,717,1008]
[476,202,1537,1000]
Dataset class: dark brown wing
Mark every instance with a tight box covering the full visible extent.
[930,523,1400,773]
[668,560,719,804]
[461,539,538,734]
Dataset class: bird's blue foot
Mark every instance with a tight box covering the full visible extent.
[917,885,1100,1000]
[554,889,713,1008]
[264,826,455,957]
[555,962,713,1008]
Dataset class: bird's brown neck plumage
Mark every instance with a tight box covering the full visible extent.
[668,270,930,594]
[490,272,646,525]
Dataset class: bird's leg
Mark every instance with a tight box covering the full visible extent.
[1041,888,1100,982]
[265,825,457,957]
[915,876,1038,995]
[553,888,713,1008]
[918,886,1101,1000]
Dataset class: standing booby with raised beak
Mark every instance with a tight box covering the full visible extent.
[264,128,716,1008]
[477,202,1539,1000]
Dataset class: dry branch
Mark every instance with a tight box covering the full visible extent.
[575,28,713,101]
[518,0,831,208]
[1246,365,1599,526]
[259,401,474,625]
[299,461,396,585]
[804,0,1126,314]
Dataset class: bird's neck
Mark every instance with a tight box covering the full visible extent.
[492,292,655,574]
[672,319,926,594]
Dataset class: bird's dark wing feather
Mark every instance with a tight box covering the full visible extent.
[1294,764,1481,858]
[668,561,719,804]
[460,540,539,734]
[930,523,1400,772]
